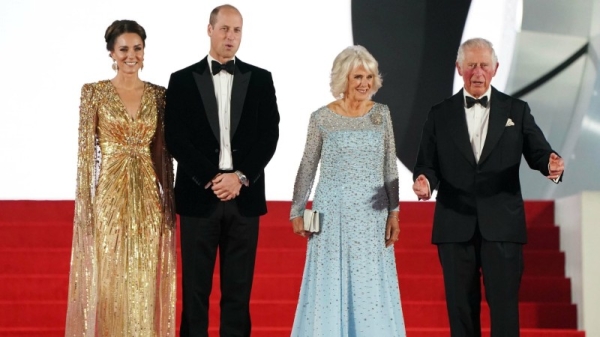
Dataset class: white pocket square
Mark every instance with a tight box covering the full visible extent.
[505,118,515,127]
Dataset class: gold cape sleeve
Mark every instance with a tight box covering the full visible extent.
[65,83,100,337]
[150,84,177,336]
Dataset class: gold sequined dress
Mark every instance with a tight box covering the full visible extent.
[65,80,176,337]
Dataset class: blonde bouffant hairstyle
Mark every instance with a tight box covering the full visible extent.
[330,45,383,99]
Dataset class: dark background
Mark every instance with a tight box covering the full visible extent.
[352,0,471,172]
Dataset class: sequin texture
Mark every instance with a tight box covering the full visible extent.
[65,80,176,337]
[290,103,405,336]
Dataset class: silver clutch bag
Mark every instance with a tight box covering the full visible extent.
[303,209,320,233]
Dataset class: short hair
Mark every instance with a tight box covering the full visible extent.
[330,45,383,99]
[209,4,242,26]
[104,20,146,52]
[456,37,498,66]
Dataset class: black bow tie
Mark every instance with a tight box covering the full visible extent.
[211,60,235,75]
[466,96,488,108]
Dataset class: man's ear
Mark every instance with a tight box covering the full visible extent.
[492,62,500,77]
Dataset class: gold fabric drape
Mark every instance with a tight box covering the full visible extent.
[65,80,176,337]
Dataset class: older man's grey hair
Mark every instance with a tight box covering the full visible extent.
[456,38,498,66]
[330,45,383,99]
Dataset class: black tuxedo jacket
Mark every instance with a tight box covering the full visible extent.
[164,57,280,217]
[414,87,559,244]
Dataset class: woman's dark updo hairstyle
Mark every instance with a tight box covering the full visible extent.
[104,20,147,52]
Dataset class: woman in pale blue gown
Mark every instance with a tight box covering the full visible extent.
[289,45,406,337]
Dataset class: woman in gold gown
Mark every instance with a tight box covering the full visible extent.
[65,20,176,337]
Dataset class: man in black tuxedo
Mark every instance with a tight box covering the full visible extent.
[164,4,279,337]
[413,38,564,336]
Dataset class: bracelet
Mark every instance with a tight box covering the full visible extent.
[388,214,399,221]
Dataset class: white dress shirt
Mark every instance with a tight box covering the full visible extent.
[464,87,492,163]
[207,54,235,170]
[420,87,493,198]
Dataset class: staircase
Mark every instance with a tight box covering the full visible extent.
[0,200,585,336]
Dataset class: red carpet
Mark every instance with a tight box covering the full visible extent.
[0,200,586,336]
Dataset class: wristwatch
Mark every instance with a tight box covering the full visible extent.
[234,170,249,187]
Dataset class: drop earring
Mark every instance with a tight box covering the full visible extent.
[112,60,118,72]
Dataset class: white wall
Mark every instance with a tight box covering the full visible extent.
[0,0,424,201]
[555,191,600,334]
[0,1,538,202]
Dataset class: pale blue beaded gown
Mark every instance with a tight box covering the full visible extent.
[290,103,405,337]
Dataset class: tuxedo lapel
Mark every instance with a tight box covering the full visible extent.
[447,90,476,167]
[231,59,251,136]
[478,87,509,165]
[192,58,220,140]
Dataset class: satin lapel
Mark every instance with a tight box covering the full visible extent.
[478,87,509,165]
[447,90,476,167]
[230,60,251,136]
[192,59,220,140]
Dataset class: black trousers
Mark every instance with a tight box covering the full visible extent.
[179,201,259,337]
[437,229,524,337]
